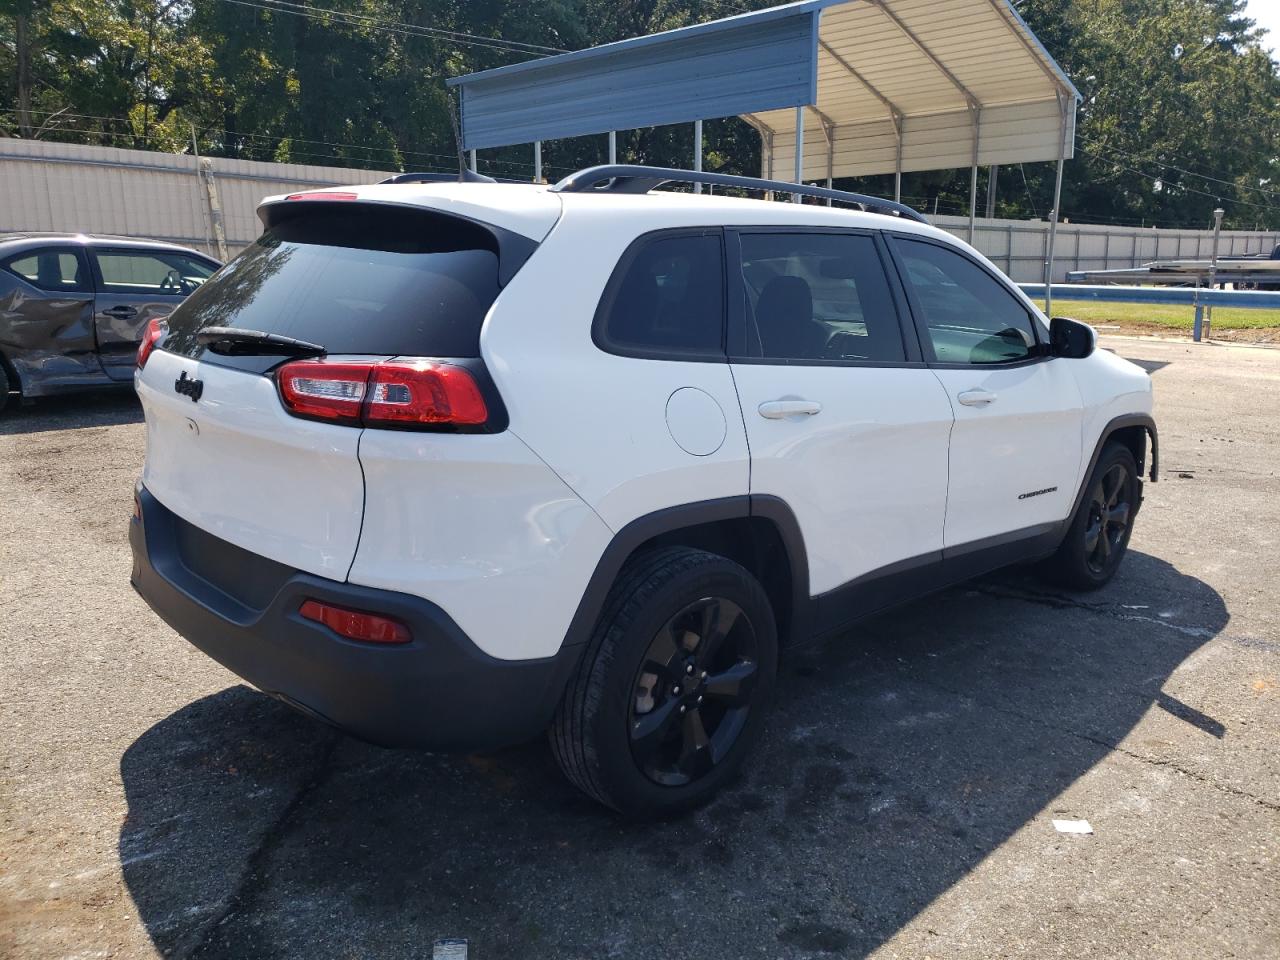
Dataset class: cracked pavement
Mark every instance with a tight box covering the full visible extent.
[2,336,1277,959]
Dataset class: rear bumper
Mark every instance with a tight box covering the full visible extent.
[128,484,581,751]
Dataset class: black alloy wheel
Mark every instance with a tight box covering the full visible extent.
[1084,461,1132,575]
[1041,441,1140,591]
[550,546,778,817]
[629,596,759,786]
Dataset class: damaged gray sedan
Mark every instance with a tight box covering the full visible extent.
[0,233,220,411]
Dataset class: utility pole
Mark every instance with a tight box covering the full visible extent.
[15,1,34,137]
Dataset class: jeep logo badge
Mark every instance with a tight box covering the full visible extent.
[174,370,204,402]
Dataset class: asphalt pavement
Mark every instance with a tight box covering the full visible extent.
[1,336,1277,959]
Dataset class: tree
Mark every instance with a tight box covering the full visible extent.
[1012,0,1280,228]
[2,0,1277,228]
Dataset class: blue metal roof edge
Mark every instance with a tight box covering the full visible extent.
[446,0,846,88]
[999,0,1081,101]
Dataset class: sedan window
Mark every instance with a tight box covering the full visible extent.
[93,250,216,296]
[2,248,91,293]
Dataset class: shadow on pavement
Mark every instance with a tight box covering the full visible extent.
[0,388,141,434]
[119,551,1227,959]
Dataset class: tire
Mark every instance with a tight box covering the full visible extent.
[0,360,10,415]
[1042,442,1140,591]
[550,546,778,818]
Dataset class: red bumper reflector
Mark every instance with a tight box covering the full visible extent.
[299,599,411,644]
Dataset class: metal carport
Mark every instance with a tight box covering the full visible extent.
[448,0,1080,309]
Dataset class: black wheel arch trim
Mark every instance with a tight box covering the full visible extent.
[560,495,811,651]
[1067,413,1157,535]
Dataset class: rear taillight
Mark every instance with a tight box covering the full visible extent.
[137,318,165,368]
[277,361,372,424]
[276,359,489,429]
[299,599,411,644]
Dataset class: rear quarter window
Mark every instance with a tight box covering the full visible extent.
[593,230,726,359]
[162,205,502,368]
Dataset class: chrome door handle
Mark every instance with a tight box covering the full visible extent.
[758,399,822,420]
[956,389,997,407]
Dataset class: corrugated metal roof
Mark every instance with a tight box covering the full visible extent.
[450,6,821,151]
[758,0,1078,178]
[449,0,1079,180]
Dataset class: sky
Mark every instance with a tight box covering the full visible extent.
[1244,0,1280,54]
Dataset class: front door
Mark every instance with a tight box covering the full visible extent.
[888,235,1084,549]
[727,229,954,612]
[89,248,216,380]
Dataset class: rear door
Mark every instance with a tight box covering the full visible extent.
[138,200,517,578]
[0,247,98,383]
[887,234,1083,548]
[89,247,216,380]
[726,228,954,611]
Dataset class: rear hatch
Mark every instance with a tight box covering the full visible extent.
[136,191,554,579]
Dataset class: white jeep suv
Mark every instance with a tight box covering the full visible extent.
[129,166,1157,817]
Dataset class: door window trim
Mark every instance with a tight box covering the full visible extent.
[725,225,926,369]
[883,232,1049,370]
[591,227,729,363]
[0,245,93,294]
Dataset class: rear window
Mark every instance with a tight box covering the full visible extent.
[162,205,501,365]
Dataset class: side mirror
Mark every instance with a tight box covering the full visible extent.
[1049,316,1096,359]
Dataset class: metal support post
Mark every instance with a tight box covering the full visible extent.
[1044,156,1065,318]
[693,119,703,194]
[534,141,542,183]
[967,106,981,242]
[608,131,617,165]
[985,165,998,219]
[469,149,476,173]
[1197,207,1225,342]
[793,105,804,202]
[894,113,903,203]
[968,165,979,242]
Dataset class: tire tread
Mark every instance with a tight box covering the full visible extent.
[550,546,740,812]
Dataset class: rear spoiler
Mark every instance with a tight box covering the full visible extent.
[256,196,539,287]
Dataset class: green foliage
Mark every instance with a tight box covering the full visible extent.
[881,0,1280,228]
[1,0,1277,227]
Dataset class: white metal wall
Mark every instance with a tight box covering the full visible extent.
[0,139,394,259]
[2,140,1275,278]
[932,214,1280,283]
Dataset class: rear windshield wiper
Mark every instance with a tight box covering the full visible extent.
[196,327,327,358]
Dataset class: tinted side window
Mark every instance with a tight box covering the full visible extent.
[595,232,724,358]
[2,248,91,293]
[736,233,905,363]
[94,250,216,296]
[896,239,1038,365]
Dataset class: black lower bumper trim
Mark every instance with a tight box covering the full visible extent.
[129,484,581,751]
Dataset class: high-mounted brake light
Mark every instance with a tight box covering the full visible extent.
[286,191,359,201]
[137,318,165,368]
[299,599,411,644]
[276,359,488,428]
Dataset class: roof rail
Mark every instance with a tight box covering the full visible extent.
[378,170,509,185]
[550,165,929,224]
